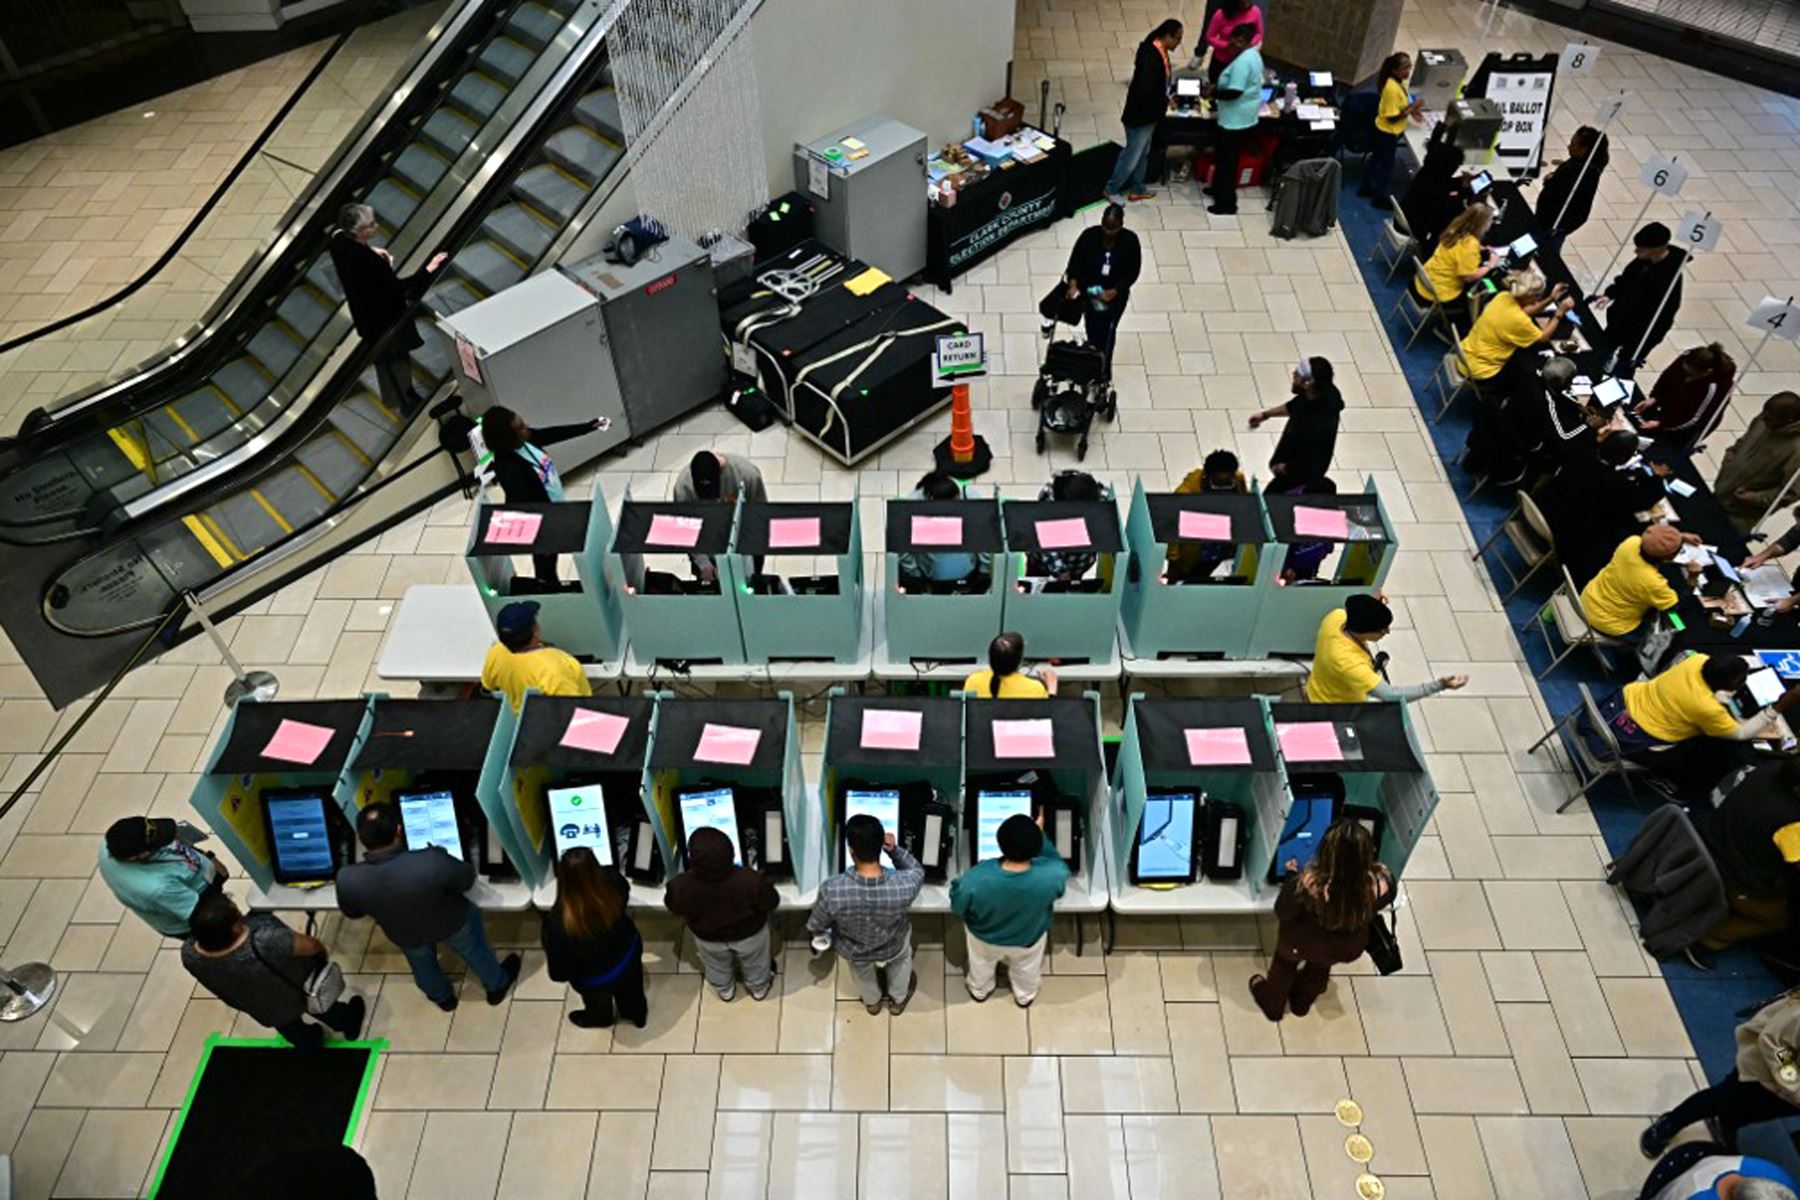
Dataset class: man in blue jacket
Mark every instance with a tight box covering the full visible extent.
[1105,19,1183,205]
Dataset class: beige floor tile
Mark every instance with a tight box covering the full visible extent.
[1484,881,1584,951]
[705,1110,770,1200]
[1574,1058,1703,1117]
[405,1110,509,1200]
[1479,951,1546,1002]
[357,1110,425,1200]
[1536,952,1626,1058]
[860,1112,947,1200]
[1497,1003,1588,1116]
[487,999,561,1110]
[1418,1115,1497,1200]
[616,972,702,1054]
[1560,882,1654,978]
[495,1111,595,1200]
[1600,977,1694,1058]
[1401,881,1501,951]
[1354,974,1453,1057]
[695,977,782,1053]
[588,1111,657,1200]
[888,946,947,1054]
[1211,1115,1309,1199]
[1210,954,1283,1056]
[1156,953,1218,1002]
[1275,976,1366,1056]
[889,1053,1004,1112]
[1005,1056,1066,1174]
[375,1053,496,1111]
[7,1108,83,1200]
[1564,1115,1655,1200]
[1026,974,1112,1055]
[647,1173,709,1200]
[1229,1056,1349,1114]
[715,1052,832,1110]
[0,1052,55,1152]
[36,1052,161,1108]
[1121,1114,1222,1200]
[1474,1116,1588,1198]
[777,947,837,1054]
[1059,1055,1178,1114]
[768,1111,858,1199]
[831,1004,889,1111]
[1428,951,1508,1057]
[652,1053,721,1171]
[1344,1057,1428,1175]
[544,1053,665,1111]
[146,998,232,1109]
[49,1108,165,1198]
[365,979,454,1053]
[945,981,1029,1056]
[32,971,142,1053]
[1166,1002,1237,1114]
[1007,1175,1069,1200]
[949,1111,1009,1200]
[1063,1114,1131,1200]
[1402,1058,1528,1115]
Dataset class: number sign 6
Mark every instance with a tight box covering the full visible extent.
[1640,155,1688,196]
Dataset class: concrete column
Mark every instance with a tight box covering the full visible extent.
[1263,0,1405,86]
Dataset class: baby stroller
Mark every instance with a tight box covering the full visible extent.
[1030,336,1117,460]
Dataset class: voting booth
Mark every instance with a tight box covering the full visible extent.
[1118,482,1277,660]
[1268,701,1439,882]
[733,498,865,665]
[819,692,965,910]
[647,695,820,904]
[1248,481,1398,656]
[611,495,746,666]
[882,495,1004,665]
[465,494,624,662]
[999,494,1127,665]
[496,695,658,899]
[960,694,1110,917]
[1107,696,1285,915]
[191,698,372,902]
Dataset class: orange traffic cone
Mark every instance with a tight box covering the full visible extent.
[933,381,992,478]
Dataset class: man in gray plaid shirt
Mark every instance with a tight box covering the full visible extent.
[808,814,925,1015]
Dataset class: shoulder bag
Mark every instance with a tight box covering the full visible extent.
[1365,908,1403,976]
[247,923,346,1017]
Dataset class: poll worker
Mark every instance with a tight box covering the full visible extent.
[1643,969,1800,1158]
[1305,592,1467,703]
[479,405,604,586]
[1695,759,1800,951]
[480,599,590,712]
[1742,507,1800,616]
[1061,203,1141,382]
[1716,393,1800,532]
[1248,357,1343,490]
[1611,653,1800,798]
[1636,344,1737,452]
[336,802,520,1011]
[1361,53,1424,207]
[896,471,989,590]
[1030,469,1104,581]
[1597,222,1687,372]
[1105,18,1182,204]
[963,631,1058,699]
[1578,524,1701,638]
[1201,0,1261,82]
[1250,820,1392,1022]
[1167,449,1246,581]
[1202,22,1262,216]
[1536,430,1667,587]
[806,815,924,1016]
[183,893,365,1052]
[1532,126,1609,251]
[1399,123,1468,251]
[663,826,780,1002]
[672,448,768,582]
[1634,1142,1797,1200]
[99,816,228,937]
[1509,355,1600,482]
[327,202,447,412]
[541,847,645,1029]
[1412,204,1499,312]
[1457,268,1576,394]
[950,813,1068,1008]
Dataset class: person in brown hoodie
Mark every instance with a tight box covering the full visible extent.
[664,827,781,1001]
[1716,392,1800,532]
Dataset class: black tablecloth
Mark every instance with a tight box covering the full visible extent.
[925,139,1073,289]
[1147,108,1333,187]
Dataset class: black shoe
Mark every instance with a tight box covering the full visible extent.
[486,954,522,1006]
[888,972,920,1016]
[1640,1117,1673,1159]
[1207,204,1237,216]
[433,995,459,1013]
[338,995,368,1040]
[569,1010,613,1029]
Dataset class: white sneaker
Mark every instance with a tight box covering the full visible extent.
[716,983,737,1002]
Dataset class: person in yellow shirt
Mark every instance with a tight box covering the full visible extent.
[1360,52,1424,208]
[1616,652,1797,795]
[480,601,592,712]
[1578,523,1700,637]
[1458,267,1575,390]
[1414,204,1499,317]
[1167,449,1246,582]
[1306,593,1467,704]
[963,631,1058,699]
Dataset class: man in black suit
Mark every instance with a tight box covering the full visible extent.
[326,201,448,412]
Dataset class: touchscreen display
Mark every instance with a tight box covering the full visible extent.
[975,790,1033,862]
[548,783,612,865]
[1136,793,1197,881]
[679,788,742,865]
[267,794,335,882]
[399,791,463,861]
[843,788,901,868]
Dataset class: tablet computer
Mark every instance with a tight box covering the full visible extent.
[841,787,901,869]
[1130,791,1200,885]
[974,789,1034,862]
[1467,170,1493,196]
[1508,233,1537,261]
[677,786,742,866]
[547,780,612,865]
[398,789,464,861]
[263,790,342,885]
[1176,77,1202,99]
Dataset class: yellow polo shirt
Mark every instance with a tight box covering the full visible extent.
[1306,608,1382,703]
[962,670,1049,699]
[1417,235,1481,303]
[1459,292,1541,380]
[481,643,591,712]
[1579,537,1680,636]
[1376,78,1410,136]
[1623,653,1738,743]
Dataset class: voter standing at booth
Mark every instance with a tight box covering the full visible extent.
[964,632,1058,698]
[541,847,646,1029]
[950,813,1069,1009]
[1250,820,1393,1022]
[673,449,768,581]
[1061,204,1141,383]
[896,471,989,589]
[663,827,781,1002]
[1202,22,1261,216]
[480,600,590,712]
[1306,593,1467,704]
[1104,18,1183,205]
[479,405,603,586]
[99,816,228,937]
[807,815,925,1016]
[183,893,366,1052]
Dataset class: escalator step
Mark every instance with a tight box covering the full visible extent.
[331,394,404,454]
[409,322,451,385]
[212,357,273,413]
[481,203,557,263]
[207,489,293,557]
[505,1,565,52]
[448,72,507,123]
[365,179,421,231]
[295,435,366,499]
[247,327,304,379]
[575,88,625,143]
[276,288,331,342]
[167,387,239,445]
[542,0,582,14]
[305,257,345,303]
[421,107,478,158]
[450,240,527,299]
[543,123,619,185]
[392,143,452,193]
[426,276,485,315]
[475,36,535,87]
[512,163,588,224]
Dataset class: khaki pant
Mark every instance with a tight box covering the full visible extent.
[964,931,1047,1004]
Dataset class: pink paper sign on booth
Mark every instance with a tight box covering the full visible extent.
[1275,721,1344,763]
[911,515,963,545]
[485,510,542,546]
[695,723,761,765]
[262,718,334,766]
[1291,505,1349,539]
[646,513,704,547]
[860,709,923,752]
[1185,727,1252,766]
[1035,517,1090,549]
[559,709,629,756]
[1178,510,1233,542]
[766,517,820,549]
[992,718,1055,759]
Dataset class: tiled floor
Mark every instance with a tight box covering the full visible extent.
[2,0,1800,1196]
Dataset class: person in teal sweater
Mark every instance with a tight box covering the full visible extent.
[950,813,1069,1007]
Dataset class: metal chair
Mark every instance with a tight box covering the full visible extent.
[1471,489,1558,601]
[1372,201,1418,282]
[1392,261,1455,350]
[1528,682,1655,810]
[1521,565,1631,679]
[1432,345,1476,424]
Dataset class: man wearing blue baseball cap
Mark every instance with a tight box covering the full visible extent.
[480,600,590,711]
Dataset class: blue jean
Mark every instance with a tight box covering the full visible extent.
[1363,130,1401,201]
[1105,123,1156,197]
[400,906,509,1004]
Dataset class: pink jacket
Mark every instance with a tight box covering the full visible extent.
[1206,5,1264,65]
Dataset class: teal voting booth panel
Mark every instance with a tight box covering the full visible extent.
[1117,481,1278,660]
[733,496,864,665]
[884,496,1005,665]
[819,692,964,905]
[1268,701,1439,883]
[999,493,1128,665]
[612,492,746,665]
[1247,478,1398,657]
[465,489,624,661]
[498,695,658,890]
[648,694,822,901]
[191,698,373,893]
[1110,695,1285,911]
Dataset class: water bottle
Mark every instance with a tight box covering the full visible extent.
[1285,81,1299,110]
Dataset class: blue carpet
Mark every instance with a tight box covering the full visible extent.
[1331,162,1797,1161]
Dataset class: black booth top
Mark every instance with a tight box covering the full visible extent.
[650,698,789,772]
[470,500,591,557]
[1268,702,1420,773]
[825,695,964,768]
[733,501,854,556]
[1132,698,1276,773]
[513,695,654,771]
[1262,492,1386,544]
[1145,492,1268,546]
[965,698,1100,772]
[1001,499,1124,554]
[353,698,501,772]
[885,498,1004,553]
[213,699,369,776]
[614,500,735,555]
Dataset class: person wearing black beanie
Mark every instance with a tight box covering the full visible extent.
[1306,591,1468,704]
[1598,221,1686,373]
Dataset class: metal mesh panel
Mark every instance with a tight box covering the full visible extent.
[1598,0,1800,57]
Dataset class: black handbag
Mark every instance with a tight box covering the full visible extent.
[1038,281,1086,326]
[1366,909,1403,975]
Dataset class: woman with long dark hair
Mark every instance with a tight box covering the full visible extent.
[1250,820,1392,1021]
[541,847,645,1028]
[962,631,1058,699]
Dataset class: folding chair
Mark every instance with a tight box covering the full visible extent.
[1372,202,1418,282]
[1471,489,1558,601]
[1527,682,1655,810]
[1520,565,1631,679]
[1432,345,1476,424]
[1392,262,1455,350]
